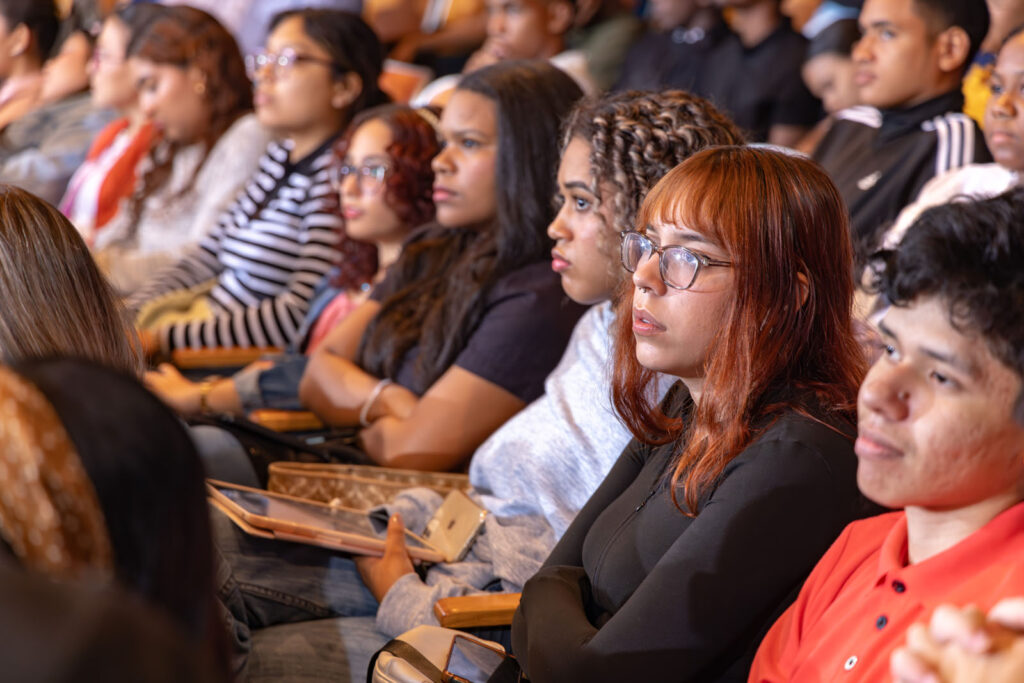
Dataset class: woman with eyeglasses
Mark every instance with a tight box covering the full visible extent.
[145,104,440,424]
[508,146,877,682]
[92,5,270,295]
[127,9,387,355]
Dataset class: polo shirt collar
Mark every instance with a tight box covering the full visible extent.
[874,501,1024,595]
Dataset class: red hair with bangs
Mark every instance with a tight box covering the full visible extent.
[612,146,867,513]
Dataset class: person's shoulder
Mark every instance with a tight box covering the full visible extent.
[211,112,273,158]
[489,260,567,299]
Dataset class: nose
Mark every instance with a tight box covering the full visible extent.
[631,249,666,296]
[851,34,871,64]
[990,90,1016,119]
[139,94,157,120]
[547,203,571,241]
[432,144,454,175]
[340,169,360,198]
[488,10,505,37]
[858,358,912,423]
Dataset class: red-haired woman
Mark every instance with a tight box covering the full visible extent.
[509,146,879,682]
[145,104,440,422]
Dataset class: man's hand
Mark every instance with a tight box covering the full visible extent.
[354,514,417,602]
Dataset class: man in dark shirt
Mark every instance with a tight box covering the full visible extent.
[614,0,730,93]
[700,0,822,144]
[812,0,992,257]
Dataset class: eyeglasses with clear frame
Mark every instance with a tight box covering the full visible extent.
[245,48,338,81]
[329,162,390,193]
[619,229,732,290]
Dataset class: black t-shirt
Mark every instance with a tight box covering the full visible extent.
[512,384,881,682]
[371,259,585,403]
[699,18,822,142]
[615,21,732,93]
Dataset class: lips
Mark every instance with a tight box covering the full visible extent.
[342,206,363,220]
[854,427,904,460]
[632,307,666,336]
[988,130,1017,147]
[551,249,569,273]
[433,186,455,203]
[854,70,875,87]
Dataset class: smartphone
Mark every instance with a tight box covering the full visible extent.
[423,490,488,562]
[444,634,507,683]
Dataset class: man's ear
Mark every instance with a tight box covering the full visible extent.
[936,25,971,75]
[332,71,363,110]
[546,0,574,36]
[8,23,30,59]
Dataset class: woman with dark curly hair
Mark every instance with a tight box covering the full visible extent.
[146,104,441,419]
[93,4,271,294]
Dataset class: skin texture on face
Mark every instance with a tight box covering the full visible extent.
[985,34,1024,172]
[40,32,91,104]
[855,297,1024,512]
[802,52,860,114]
[431,89,498,229]
[853,0,958,109]
[253,16,351,137]
[630,219,734,399]
[131,57,209,143]
[339,118,405,243]
[90,17,135,110]
[547,136,621,305]
[483,0,567,60]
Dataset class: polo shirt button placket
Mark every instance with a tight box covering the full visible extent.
[892,580,906,593]
[844,655,858,671]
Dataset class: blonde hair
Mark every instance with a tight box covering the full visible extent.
[0,185,142,375]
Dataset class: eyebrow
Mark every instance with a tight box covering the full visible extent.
[562,180,595,193]
[863,19,896,32]
[878,320,980,379]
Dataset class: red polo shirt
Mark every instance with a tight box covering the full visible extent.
[749,502,1024,682]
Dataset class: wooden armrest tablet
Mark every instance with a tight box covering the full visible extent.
[171,347,283,369]
[433,593,522,628]
[249,409,324,432]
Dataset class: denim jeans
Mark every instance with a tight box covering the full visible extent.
[213,507,390,681]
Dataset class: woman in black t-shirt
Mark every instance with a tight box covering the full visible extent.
[510,146,877,682]
[298,61,586,472]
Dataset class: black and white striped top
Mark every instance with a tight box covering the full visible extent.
[129,137,345,352]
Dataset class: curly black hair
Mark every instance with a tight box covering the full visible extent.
[878,188,1024,420]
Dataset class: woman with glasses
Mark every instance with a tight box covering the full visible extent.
[92,5,270,294]
[508,146,876,682]
[126,9,387,354]
[145,104,440,422]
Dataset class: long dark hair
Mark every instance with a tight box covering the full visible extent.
[13,358,228,677]
[357,61,583,393]
[612,147,866,513]
[125,5,252,228]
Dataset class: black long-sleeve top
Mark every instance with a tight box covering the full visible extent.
[511,384,878,682]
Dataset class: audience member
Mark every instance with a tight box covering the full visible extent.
[508,146,873,682]
[795,17,860,153]
[963,0,1024,125]
[812,0,991,258]
[799,0,860,38]
[749,189,1024,681]
[93,6,268,295]
[0,0,58,130]
[2,359,230,678]
[60,4,161,244]
[0,183,140,374]
[216,88,744,682]
[614,0,729,93]
[563,0,641,90]
[145,104,440,420]
[127,9,386,353]
[699,0,821,144]
[0,13,116,205]
[781,0,822,32]
[294,61,584,470]
[412,0,594,106]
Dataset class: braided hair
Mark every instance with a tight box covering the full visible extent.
[559,90,746,284]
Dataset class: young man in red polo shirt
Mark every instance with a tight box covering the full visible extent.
[748,189,1024,682]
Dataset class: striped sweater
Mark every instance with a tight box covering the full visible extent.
[129,137,347,352]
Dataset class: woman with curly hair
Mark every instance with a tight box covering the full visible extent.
[510,146,875,682]
[93,4,271,294]
[145,104,441,420]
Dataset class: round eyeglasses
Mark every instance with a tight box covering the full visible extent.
[329,162,390,192]
[619,230,731,290]
[245,48,338,82]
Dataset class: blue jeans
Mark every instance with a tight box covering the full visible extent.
[213,507,390,681]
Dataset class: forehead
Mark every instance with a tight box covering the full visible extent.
[558,136,594,180]
[346,118,393,159]
[266,15,326,54]
[860,0,926,30]
[996,36,1024,73]
[440,89,497,134]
